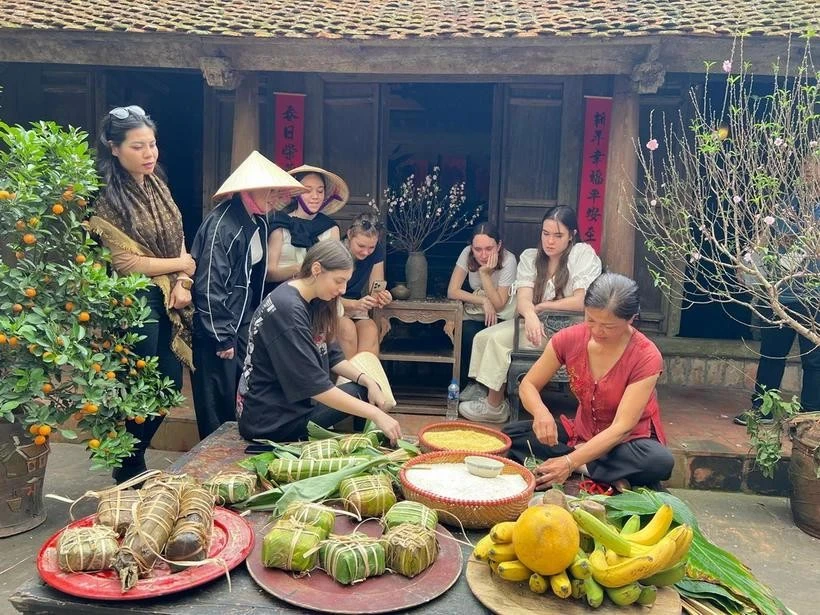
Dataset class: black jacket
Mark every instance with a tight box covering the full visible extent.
[190,195,268,351]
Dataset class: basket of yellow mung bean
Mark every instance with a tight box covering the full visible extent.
[418,421,511,456]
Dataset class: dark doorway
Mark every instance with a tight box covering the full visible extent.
[105,69,204,246]
[382,83,494,296]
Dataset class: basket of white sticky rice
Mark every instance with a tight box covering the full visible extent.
[398,451,535,529]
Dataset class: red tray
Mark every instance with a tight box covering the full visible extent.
[37,507,254,600]
[246,515,464,614]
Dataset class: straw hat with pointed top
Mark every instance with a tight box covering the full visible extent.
[336,351,396,411]
[213,151,308,201]
[285,164,350,216]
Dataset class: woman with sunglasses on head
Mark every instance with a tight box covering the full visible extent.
[447,222,517,392]
[458,206,601,423]
[504,273,674,493]
[89,105,194,484]
[266,165,347,287]
[337,212,393,358]
[189,152,307,440]
[237,240,402,444]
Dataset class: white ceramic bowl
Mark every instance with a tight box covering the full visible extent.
[464,455,504,478]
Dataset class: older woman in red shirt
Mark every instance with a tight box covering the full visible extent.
[503,272,674,491]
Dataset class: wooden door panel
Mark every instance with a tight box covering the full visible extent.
[497,84,564,256]
[323,82,380,227]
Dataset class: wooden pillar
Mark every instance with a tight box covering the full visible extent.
[601,76,639,277]
[230,72,259,169]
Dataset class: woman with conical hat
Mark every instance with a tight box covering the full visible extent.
[190,151,307,440]
[266,164,349,286]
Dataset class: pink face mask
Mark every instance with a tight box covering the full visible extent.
[240,190,267,216]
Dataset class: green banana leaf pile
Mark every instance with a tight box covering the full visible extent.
[592,490,789,615]
[233,421,420,517]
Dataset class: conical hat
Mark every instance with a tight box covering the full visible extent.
[213,151,308,200]
[336,351,396,411]
[284,164,350,215]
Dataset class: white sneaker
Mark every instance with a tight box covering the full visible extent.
[460,382,488,403]
[458,398,510,424]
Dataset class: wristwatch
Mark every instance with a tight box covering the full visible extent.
[177,277,193,290]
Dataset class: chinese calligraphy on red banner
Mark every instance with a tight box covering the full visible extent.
[577,96,613,253]
[274,93,305,170]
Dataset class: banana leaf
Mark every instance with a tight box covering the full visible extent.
[593,489,788,615]
[306,421,421,457]
[676,579,753,614]
[238,441,303,479]
[234,455,395,516]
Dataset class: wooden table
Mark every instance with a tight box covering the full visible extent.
[9,423,487,615]
[373,299,463,414]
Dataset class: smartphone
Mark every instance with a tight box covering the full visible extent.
[370,280,387,296]
[244,443,274,455]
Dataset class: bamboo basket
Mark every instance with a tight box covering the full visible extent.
[417,421,512,456]
[399,451,534,529]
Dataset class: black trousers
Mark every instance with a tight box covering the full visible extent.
[503,419,674,487]
[460,319,487,384]
[245,382,369,442]
[115,286,182,483]
[192,324,250,440]
[753,304,820,412]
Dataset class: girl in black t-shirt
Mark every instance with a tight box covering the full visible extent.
[236,239,402,443]
[338,213,393,358]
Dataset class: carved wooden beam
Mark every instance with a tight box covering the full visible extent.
[631,43,666,94]
[200,57,242,90]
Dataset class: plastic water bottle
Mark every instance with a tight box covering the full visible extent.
[446,379,460,421]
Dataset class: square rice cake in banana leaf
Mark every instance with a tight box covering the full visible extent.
[262,518,324,573]
[319,533,386,585]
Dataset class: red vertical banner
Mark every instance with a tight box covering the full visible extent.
[576,96,613,253]
[274,93,305,170]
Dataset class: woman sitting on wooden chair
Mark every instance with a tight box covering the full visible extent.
[504,273,674,492]
[458,205,601,423]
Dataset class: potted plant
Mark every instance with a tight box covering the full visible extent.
[744,389,820,538]
[378,166,482,299]
[0,120,184,536]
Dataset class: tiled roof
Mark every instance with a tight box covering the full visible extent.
[1,0,816,40]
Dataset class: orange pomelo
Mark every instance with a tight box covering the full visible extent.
[512,504,580,576]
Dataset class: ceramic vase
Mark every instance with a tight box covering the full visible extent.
[405,251,428,300]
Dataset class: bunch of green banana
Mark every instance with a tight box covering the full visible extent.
[472,510,683,609]
[569,502,694,607]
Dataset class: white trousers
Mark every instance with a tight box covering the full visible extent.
[467,319,546,391]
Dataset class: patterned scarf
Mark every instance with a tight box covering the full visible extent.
[89,174,193,368]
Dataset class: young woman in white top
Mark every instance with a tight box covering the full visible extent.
[447,223,517,392]
[459,206,602,423]
[266,165,346,285]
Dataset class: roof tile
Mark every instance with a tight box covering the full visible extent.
[0,0,815,40]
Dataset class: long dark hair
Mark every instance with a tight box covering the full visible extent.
[466,222,504,273]
[584,273,640,320]
[533,205,579,302]
[97,107,163,235]
[296,240,353,342]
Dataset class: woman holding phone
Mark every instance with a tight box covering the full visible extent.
[338,212,393,358]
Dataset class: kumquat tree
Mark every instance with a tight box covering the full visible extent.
[0,120,184,469]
